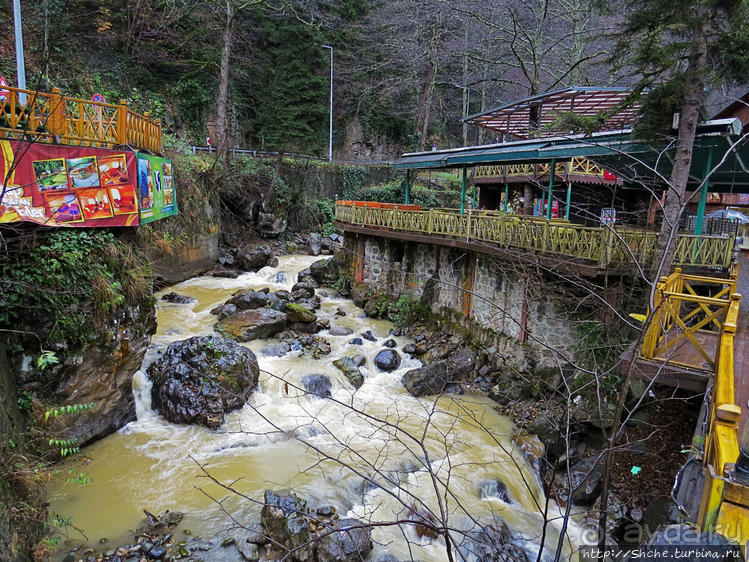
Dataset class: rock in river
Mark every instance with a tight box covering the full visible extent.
[235,244,273,271]
[401,360,451,397]
[333,357,364,389]
[302,374,332,398]
[374,349,401,372]
[316,518,373,562]
[284,302,317,323]
[148,335,259,429]
[161,292,195,304]
[215,309,288,341]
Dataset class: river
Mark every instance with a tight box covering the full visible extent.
[49,254,582,561]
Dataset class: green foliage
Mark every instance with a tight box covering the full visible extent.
[17,391,33,412]
[573,320,626,373]
[47,438,80,458]
[44,402,95,422]
[333,272,354,295]
[0,231,152,352]
[340,166,368,199]
[65,471,92,485]
[389,295,432,327]
[36,350,59,372]
[252,10,328,153]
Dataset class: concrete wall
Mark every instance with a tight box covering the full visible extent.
[346,232,589,370]
[148,233,219,286]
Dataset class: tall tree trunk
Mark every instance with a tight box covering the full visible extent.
[216,0,234,157]
[461,28,469,146]
[598,30,709,548]
[650,29,708,276]
[416,60,437,151]
[478,63,487,145]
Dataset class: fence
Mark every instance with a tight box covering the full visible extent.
[335,203,736,270]
[0,85,162,153]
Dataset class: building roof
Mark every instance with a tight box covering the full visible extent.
[394,119,749,192]
[712,91,749,134]
[463,87,641,139]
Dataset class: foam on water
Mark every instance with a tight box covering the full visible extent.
[49,254,584,560]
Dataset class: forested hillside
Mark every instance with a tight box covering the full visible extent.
[0,0,626,159]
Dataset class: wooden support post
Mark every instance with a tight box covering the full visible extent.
[404,169,411,205]
[539,190,545,218]
[460,165,467,214]
[565,180,572,221]
[49,87,65,139]
[546,158,556,220]
[116,99,129,146]
[695,148,713,236]
[472,173,478,209]
[503,182,509,213]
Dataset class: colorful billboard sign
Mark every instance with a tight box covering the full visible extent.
[0,141,139,227]
[136,153,176,224]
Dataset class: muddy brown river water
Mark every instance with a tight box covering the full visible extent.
[49,255,583,561]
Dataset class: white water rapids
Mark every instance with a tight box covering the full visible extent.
[49,254,584,560]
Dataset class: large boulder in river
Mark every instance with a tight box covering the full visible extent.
[235,244,273,271]
[401,350,474,397]
[261,490,314,562]
[260,491,372,562]
[226,288,272,311]
[215,309,288,341]
[374,349,401,372]
[147,335,259,429]
[285,302,317,323]
[309,256,343,286]
[401,361,451,397]
[256,212,287,238]
[333,357,364,389]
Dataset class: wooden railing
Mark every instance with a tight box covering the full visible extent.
[335,203,736,270]
[0,85,162,153]
[475,157,612,181]
[639,268,745,538]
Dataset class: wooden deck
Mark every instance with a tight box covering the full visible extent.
[621,336,714,393]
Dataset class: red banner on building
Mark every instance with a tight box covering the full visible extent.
[0,141,139,227]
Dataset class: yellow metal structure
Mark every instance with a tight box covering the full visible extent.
[640,268,748,544]
[335,204,735,269]
[475,157,611,181]
[0,85,162,153]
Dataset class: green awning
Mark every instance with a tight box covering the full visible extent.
[393,120,749,192]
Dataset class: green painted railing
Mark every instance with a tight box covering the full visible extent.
[335,204,735,270]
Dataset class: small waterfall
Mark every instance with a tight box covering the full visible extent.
[48,254,582,561]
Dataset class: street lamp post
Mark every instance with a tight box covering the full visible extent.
[322,44,333,162]
[13,0,27,105]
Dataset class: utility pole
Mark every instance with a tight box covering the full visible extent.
[13,0,27,105]
[322,45,333,162]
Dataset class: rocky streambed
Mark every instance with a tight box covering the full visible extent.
[49,254,592,561]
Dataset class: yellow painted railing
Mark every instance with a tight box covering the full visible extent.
[639,268,747,542]
[0,85,162,153]
[335,204,735,270]
[475,157,611,181]
[641,269,737,370]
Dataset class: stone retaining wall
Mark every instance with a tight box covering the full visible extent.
[345,232,591,370]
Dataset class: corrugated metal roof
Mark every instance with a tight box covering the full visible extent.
[463,87,640,139]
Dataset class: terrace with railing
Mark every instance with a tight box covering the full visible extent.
[0,85,162,153]
[335,202,736,272]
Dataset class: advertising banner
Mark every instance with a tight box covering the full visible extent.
[136,153,176,224]
[0,141,139,227]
